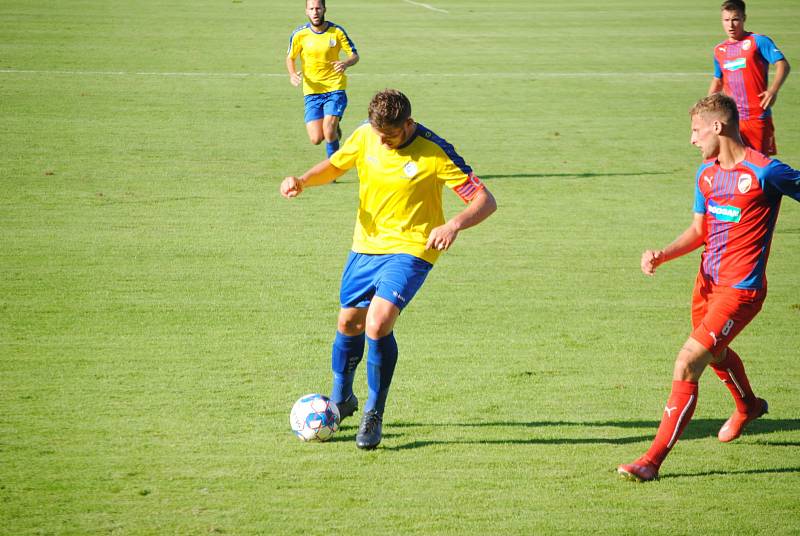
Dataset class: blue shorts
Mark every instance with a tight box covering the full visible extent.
[339,252,433,311]
[304,90,348,123]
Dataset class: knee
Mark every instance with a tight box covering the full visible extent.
[308,134,324,145]
[365,317,392,340]
[338,317,364,336]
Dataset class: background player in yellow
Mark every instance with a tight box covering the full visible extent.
[286,0,359,158]
[280,89,497,449]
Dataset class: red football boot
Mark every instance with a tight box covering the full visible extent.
[718,398,768,443]
[617,458,659,482]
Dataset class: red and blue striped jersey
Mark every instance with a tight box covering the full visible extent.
[693,148,800,289]
[713,33,785,120]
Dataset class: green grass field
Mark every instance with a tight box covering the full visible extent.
[2,0,799,534]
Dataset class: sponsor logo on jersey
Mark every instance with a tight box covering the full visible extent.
[724,57,747,71]
[708,200,742,222]
[737,173,752,194]
[367,155,379,165]
[403,161,418,179]
[704,175,713,187]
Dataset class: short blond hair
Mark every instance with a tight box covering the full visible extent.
[689,92,739,125]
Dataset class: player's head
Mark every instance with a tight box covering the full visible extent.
[306,0,326,28]
[689,93,740,158]
[720,1,746,40]
[368,89,415,149]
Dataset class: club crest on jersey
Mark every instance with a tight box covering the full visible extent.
[329,38,336,47]
[403,161,418,179]
[724,57,747,71]
[742,40,752,51]
[738,173,752,194]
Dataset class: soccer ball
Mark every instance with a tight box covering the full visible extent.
[290,393,340,442]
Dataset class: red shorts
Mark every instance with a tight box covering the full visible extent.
[690,273,765,353]
[739,117,777,156]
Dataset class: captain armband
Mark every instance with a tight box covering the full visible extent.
[453,173,485,203]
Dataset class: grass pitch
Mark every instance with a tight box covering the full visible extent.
[2,1,799,534]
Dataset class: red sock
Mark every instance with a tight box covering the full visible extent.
[643,380,698,468]
[709,348,755,413]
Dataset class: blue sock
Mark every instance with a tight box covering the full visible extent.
[364,333,398,416]
[330,331,365,403]
[326,139,340,158]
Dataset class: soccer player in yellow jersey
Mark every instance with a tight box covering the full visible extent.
[280,89,497,449]
[286,0,359,158]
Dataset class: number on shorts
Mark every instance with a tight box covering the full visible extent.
[721,319,735,336]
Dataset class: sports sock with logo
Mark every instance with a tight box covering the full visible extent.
[326,139,340,158]
[643,380,698,468]
[330,331,365,403]
[709,348,755,413]
[364,332,398,416]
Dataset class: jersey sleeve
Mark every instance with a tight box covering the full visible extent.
[329,126,363,171]
[754,34,785,64]
[335,25,357,56]
[287,27,303,59]
[693,169,707,214]
[763,160,800,202]
[713,56,722,79]
[435,146,484,203]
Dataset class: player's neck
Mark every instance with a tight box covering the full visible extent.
[716,139,747,170]
[311,21,329,33]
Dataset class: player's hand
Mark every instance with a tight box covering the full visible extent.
[426,223,458,252]
[641,249,664,276]
[758,90,777,110]
[280,176,304,198]
[331,61,347,73]
[289,72,302,87]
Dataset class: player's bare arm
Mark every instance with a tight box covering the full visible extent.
[641,213,706,275]
[425,188,497,251]
[281,160,345,198]
[332,52,359,74]
[707,77,724,96]
[286,55,302,87]
[759,59,791,109]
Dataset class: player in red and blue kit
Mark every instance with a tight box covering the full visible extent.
[618,93,800,482]
[708,0,790,155]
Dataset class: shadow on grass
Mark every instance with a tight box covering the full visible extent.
[479,171,675,180]
[664,466,800,480]
[377,418,800,451]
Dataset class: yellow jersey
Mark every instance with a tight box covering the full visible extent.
[330,122,485,264]
[287,22,357,96]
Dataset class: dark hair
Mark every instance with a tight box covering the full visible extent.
[368,89,412,129]
[307,0,325,7]
[690,92,740,125]
[720,0,745,15]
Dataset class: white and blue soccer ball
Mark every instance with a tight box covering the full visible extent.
[290,393,340,442]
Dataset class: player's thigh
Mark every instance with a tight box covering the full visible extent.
[305,119,324,144]
[322,115,340,140]
[365,297,401,339]
[690,285,765,353]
